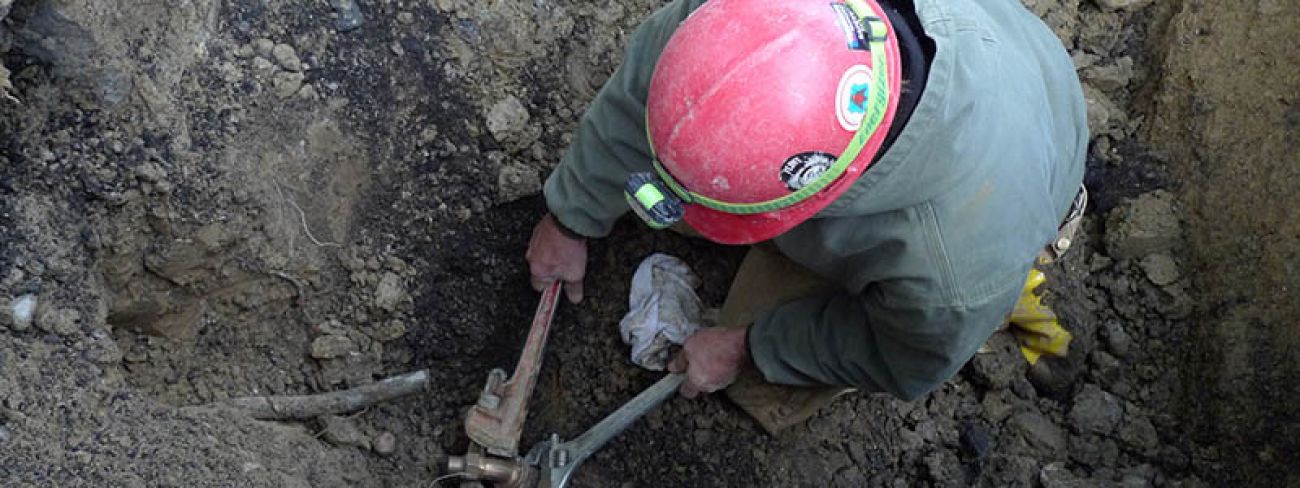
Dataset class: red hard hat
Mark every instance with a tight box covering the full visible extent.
[643,0,902,244]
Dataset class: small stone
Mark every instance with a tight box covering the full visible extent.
[1105,191,1182,260]
[319,415,370,449]
[35,307,80,336]
[251,56,276,72]
[959,422,992,460]
[369,320,407,342]
[1081,57,1135,93]
[1069,384,1123,435]
[330,0,366,32]
[397,12,414,24]
[484,95,539,149]
[86,335,124,364]
[497,163,542,203]
[134,162,166,183]
[966,332,1026,389]
[1094,0,1155,11]
[1082,82,1122,137]
[1119,416,1160,452]
[218,62,243,84]
[234,44,255,59]
[5,294,37,331]
[310,334,357,359]
[272,71,305,98]
[1040,462,1087,488]
[373,272,408,312]
[252,38,275,57]
[1138,253,1180,286]
[372,431,397,456]
[297,84,318,101]
[1006,411,1066,454]
[389,42,405,56]
[1100,321,1133,357]
[272,44,302,72]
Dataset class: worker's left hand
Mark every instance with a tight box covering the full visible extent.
[667,326,750,398]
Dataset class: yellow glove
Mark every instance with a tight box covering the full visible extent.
[1008,268,1072,364]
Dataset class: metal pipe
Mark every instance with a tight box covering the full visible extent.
[445,453,535,488]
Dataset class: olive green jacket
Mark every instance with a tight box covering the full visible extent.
[543,0,1087,400]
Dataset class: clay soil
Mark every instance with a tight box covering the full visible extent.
[1,0,1296,487]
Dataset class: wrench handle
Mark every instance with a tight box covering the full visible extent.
[566,373,685,463]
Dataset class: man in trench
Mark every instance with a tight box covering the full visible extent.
[526,0,1087,434]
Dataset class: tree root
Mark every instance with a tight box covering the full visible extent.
[196,370,429,420]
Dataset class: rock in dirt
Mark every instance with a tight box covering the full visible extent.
[1100,321,1134,357]
[1105,190,1182,260]
[271,43,302,72]
[1082,57,1135,93]
[329,0,366,32]
[1119,416,1160,452]
[319,415,370,449]
[310,334,357,359]
[497,163,541,203]
[1040,462,1087,488]
[959,422,993,460]
[1082,83,1123,137]
[85,332,124,364]
[372,272,408,312]
[366,320,407,342]
[1094,0,1155,12]
[253,38,275,58]
[5,294,37,331]
[485,95,538,149]
[967,332,1026,389]
[1006,411,1066,454]
[372,431,396,456]
[35,306,80,336]
[1069,384,1123,435]
[272,71,305,99]
[1138,253,1181,286]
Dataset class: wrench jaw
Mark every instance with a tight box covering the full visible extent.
[523,434,576,488]
[464,367,522,457]
[448,282,563,486]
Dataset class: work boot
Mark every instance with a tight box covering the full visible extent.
[725,368,853,435]
[713,244,847,434]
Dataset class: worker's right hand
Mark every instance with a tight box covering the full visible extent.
[526,213,587,304]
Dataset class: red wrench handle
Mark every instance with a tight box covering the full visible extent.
[464,281,563,456]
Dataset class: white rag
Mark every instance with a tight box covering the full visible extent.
[618,253,704,370]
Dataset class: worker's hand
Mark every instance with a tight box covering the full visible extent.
[667,326,751,399]
[526,213,588,304]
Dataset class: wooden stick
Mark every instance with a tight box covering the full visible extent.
[196,370,429,420]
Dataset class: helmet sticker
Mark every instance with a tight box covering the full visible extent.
[835,65,873,131]
[830,3,871,51]
[780,152,837,192]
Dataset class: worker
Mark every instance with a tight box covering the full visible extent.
[526,0,1087,434]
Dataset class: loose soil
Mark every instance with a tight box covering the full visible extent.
[0,0,1295,486]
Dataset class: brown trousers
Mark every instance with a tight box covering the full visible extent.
[672,224,848,434]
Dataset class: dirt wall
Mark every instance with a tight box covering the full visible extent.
[2,0,1295,486]
[1147,0,1300,484]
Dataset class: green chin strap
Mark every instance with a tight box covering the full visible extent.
[626,1,893,227]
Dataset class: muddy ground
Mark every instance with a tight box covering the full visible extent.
[1,0,1296,486]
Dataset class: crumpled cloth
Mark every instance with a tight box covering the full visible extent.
[619,253,704,370]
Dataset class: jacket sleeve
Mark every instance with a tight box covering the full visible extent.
[747,283,1020,400]
[542,0,708,238]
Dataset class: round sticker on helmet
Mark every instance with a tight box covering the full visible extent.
[835,65,873,132]
[780,152,837,192]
